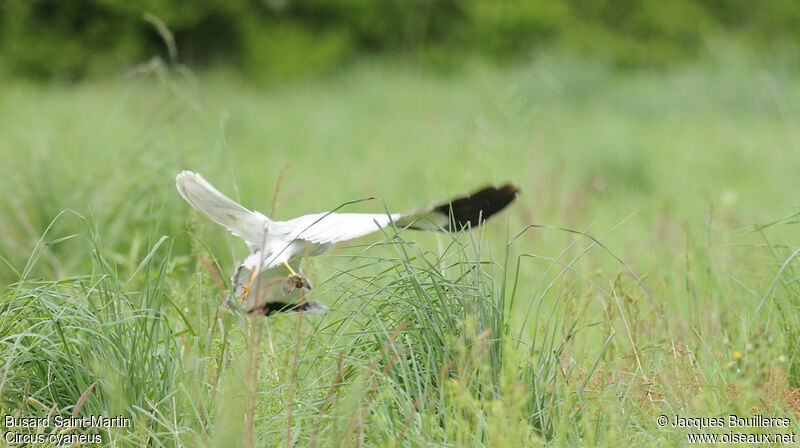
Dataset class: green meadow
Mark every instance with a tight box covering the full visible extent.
[1,47,799,446]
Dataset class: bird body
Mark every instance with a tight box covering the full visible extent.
[176,171,518,315]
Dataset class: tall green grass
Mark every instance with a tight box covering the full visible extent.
[1,205,625,446]
[6,202,796,446]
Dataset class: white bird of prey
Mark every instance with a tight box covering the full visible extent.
[176,171,518,315]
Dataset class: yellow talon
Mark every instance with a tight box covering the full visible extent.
[237,268,259,302]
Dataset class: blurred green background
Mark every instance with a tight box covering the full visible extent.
[1,0,799,324]
[2,2,800,446]
[2,0,799,81]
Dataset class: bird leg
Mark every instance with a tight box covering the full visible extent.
[238,268,259,303]
[282,261,299,276]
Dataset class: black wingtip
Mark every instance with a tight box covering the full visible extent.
[433,182,519,231]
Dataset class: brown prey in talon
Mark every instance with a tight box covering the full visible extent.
[238,261,309,301]
[281,275,306,296]
[280,262,309,295]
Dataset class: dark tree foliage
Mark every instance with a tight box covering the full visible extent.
[0,0,798,80]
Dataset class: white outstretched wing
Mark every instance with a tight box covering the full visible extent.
[176,171,270,251]
[270,212,402,244]
[270,183,520,245]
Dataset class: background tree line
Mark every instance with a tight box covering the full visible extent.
[1,0,798,81]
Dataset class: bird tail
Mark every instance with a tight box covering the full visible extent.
[220,294,328,316]
[251,300,328,316]
[176,171,269,245]
[397,183,520,231]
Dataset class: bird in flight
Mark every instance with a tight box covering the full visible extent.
[176,171,518,315]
